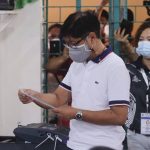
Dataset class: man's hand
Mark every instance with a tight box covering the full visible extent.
[18,89,39,104]
[52,105,78,120]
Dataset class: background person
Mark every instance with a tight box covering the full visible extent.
[48,23,62,56]
[48,23,62,45]
[114,8,137,63]
[114,18,150,64]
[97,0,109,46]
[114,27,138,63]
[125,19,150,150]
[46,23,72,82]
[100,9,109,46]
[18,10,130,150]
[46,23,72,125]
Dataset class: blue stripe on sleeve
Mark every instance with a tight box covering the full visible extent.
[109,100,129,106]
[60,82,71,91]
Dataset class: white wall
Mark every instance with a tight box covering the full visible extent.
[0,0,42,136]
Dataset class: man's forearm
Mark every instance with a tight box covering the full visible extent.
[80,106,128,125]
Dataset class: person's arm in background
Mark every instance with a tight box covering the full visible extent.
[96,0,109,19]
[114,28,138,62]
[45,47,70,73]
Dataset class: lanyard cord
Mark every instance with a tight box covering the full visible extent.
[141,69,150,113]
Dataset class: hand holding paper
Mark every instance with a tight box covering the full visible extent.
[18,89,55,109]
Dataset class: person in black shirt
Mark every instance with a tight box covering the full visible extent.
[126,19,150,150]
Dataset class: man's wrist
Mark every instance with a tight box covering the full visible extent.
[75,111,83,120]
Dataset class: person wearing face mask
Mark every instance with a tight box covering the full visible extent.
[18,10,130,150]
[46,23,72,126]
[125,19,150,150]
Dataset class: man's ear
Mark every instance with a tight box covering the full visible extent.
[88,32,97,39]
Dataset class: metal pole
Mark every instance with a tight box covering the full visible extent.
[76,0,81,11]
[120,0,128,20]
[109,0,120,55]
[41,0,49,123]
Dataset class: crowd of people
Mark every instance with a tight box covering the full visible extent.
[18,0,150,150]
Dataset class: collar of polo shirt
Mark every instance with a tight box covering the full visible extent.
[92,46,112,63]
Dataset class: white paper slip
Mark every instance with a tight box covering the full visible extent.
[20,89,56,109]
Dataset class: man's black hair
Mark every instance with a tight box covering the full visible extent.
[101,9,109,20]
[60,10,100,39]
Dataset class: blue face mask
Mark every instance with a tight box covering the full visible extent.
[136,41,150,58]
[65,43,91,63]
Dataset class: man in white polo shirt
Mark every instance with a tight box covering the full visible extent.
[18,10,130,150]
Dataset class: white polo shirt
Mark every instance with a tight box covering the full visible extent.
[59,47,130,150]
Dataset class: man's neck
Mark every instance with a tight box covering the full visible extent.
[93,45,106,57]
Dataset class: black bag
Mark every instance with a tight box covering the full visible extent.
[13,123,69,150]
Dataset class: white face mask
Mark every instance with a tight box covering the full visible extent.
[65,43,91,63]
[136,41,150,58]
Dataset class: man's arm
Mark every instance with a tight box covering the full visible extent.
[52,105,128,125]
[18,86,71,109]
[81,105,128,125]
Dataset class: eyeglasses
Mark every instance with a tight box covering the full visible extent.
[63,34,88,48]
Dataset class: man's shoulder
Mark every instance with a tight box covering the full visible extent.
[68,61,84,71]
[106,52,125,66]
